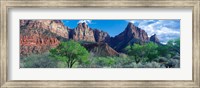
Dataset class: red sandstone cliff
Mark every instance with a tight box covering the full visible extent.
[20,20,67,57]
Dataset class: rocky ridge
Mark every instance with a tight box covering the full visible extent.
[110,22,149,52]
[20,20,161,57]
[150,34,160,44]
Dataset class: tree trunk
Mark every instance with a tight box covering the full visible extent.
[135,56,140,64]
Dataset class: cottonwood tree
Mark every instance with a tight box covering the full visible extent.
[50,40,89,68]
[125,42,158,63]
[167,38,180,55]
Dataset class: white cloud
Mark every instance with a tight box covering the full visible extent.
[78,20,92,24]
[128,20,143,25]
[129,20,180,44]
[129,20,137,24]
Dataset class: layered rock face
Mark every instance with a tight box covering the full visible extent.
[20,20,114,57]
[20,36,59,46]
[93,29,110,43]
[72,23,95,42]
[150,34,160,44]
[20,35,60,57]
[20,20,69,39]
[82,43,119,56]
[20,20,68,57]
[110,22,149,52]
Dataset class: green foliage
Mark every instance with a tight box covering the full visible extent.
[145,42,159,61]
[173,55,180,60]
[167,38,180,55]
[125,42,158,63]
[20,52,58,68]
[157,38,180,60]
[50,40,89,68]
[95,57,115,67]
[138,62,164,68]
[21,38,180,68]
[157,45,170,57]
[79,55,177,68]
[165,59,180,68]
[77,54,133,68]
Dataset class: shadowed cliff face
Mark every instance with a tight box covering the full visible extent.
[93,29,111,43]
[82,42,119,56]
[110,22,149,52]
[150,34,160,44]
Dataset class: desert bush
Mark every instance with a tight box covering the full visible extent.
[77,52,180,68]
[141,62,162,68]
[20,52,59,68]
[173,55,180,60]
[121,61,163,68]
[80,55,133,68]
[81,55,166,68]
[165,59,180,68]
[91,57,115,68]
[121,62,137,68]
[153,56,180,68]
[118,53,128,58]
[155,57,168,63]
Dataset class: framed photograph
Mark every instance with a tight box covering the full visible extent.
[1,0,199,87]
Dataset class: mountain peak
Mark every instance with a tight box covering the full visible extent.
[111,23,149,52]
[93,29,111,43]
[77,22,88,29]
[125,22,139,34]
[126,22,136,29]
[150,34,160,44]
[73,22,95,42]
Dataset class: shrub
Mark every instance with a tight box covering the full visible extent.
[122,62,162,68]
[165,59,180,68]
[155,57,168,63]
[142,62,162,68]
[92,57,115,68]
[118,53,128,58]
[173,55,180,60]
[20,52,59,68]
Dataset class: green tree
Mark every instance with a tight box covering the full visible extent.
[125,42,158,63]
[50,40,89,68]
[145,42,159,62]
[167,38,180,55]
[157,45,170,57]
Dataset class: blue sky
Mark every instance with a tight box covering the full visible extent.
[61,20,180,44]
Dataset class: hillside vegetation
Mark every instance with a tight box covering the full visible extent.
[21,39,180,68]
